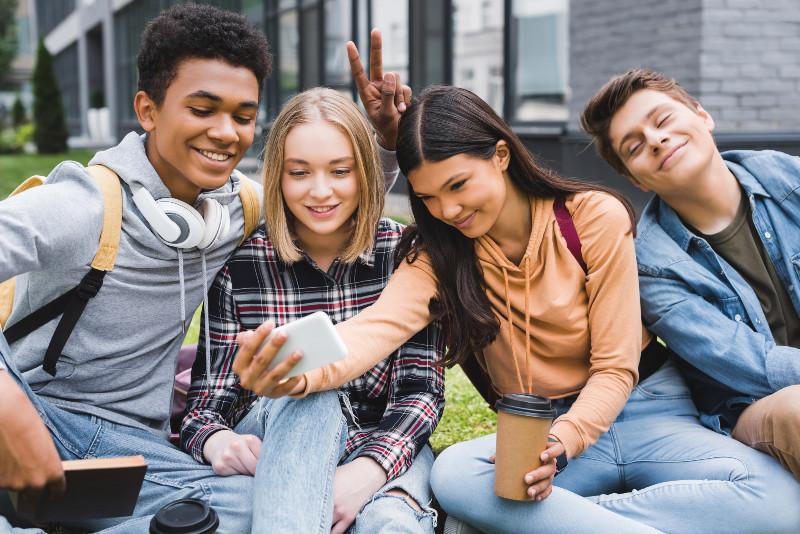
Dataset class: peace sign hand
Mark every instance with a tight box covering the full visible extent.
[347,28,412,150]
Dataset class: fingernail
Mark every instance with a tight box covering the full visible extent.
[525,475,533,484]
[529,489,536,497]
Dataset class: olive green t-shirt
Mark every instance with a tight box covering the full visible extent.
[696,193,800,347]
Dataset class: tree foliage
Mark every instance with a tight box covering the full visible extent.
[0,0,17,81]
[11,95,25,126]
[33,39,68,153]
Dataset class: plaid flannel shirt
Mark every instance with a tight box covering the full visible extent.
[181,218,445,480]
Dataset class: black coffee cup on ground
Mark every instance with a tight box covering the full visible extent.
[149,498,219,534]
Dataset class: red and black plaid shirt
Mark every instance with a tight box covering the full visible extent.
[181,218,444,480]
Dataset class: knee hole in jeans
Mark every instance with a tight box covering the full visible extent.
[385,488,422,512]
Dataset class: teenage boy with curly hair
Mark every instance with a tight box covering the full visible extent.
[582,68,800,482]
[0,4,405,532]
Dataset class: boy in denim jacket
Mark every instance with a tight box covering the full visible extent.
[582,68,800,479]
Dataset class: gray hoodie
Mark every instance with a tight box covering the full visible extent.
[0,133,263,436]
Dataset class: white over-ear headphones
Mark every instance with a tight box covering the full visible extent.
[132,186,230,249]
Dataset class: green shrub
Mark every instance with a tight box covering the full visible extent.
[32,39,68,154]
[15,122,33,145]
[0,124,35,154]
[0,127,21,154]
[90,89,105,109]
[11,95,26,127]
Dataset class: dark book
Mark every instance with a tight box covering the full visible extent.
[9,455,147,523]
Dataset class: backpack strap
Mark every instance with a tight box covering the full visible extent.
[0,177,46,328]
[9,175,46,196]
[3,165,122,376]
[86,165,123,271]
[553,197,588,274]
[237,174,260,245]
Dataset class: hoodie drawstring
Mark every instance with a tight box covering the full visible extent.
[502,257,534,393]
[178,249,186,334]
[502,266,526,393]
[523,256,532,392]
[201,252,212,381]
[178,248,212,386]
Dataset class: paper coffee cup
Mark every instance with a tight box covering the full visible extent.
[494,394,556,501]
[149,498,219,534]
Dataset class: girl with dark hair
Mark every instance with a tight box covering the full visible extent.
[239,86,795,533]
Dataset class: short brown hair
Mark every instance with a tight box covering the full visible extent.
[261,87,384,264]
[580,68,699,176]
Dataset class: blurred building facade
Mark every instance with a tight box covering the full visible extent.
[0,0,37,119]
[30,0,800,205]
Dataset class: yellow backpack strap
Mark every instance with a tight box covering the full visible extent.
[0,176,47,328]
[9,176,45,196]
[85,165,123,271]
[237,175,261,245]
[0,279,14,329]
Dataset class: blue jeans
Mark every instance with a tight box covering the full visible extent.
[0,334,255,534]
[431,360,800,534]
[239,391,437,533]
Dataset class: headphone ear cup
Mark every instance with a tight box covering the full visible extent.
[196,199,229,250]
[157,198,205,249]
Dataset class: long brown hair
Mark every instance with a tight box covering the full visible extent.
[395,85,635,367]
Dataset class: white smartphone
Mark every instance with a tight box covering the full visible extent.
[260,311,348,378]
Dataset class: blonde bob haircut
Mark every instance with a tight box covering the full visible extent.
[262,87,385,264]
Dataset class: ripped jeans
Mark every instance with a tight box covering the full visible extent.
[238,391,437,534]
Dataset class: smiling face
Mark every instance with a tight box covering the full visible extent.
[608,89,718,195]
[408,145,511,239]
[280,120,360,247]
[135,58,259,203]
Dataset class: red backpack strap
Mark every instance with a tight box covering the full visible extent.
[553,197,588,274]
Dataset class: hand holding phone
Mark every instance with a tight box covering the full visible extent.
[259,311,348,378]
[234,312,347,397]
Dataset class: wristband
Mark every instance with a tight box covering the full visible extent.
[547,436,568,476]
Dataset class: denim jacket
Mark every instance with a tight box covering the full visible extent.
[636,150,800,433]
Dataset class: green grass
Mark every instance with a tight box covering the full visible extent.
[0,150,95,197]
[431,366,497,453]
[182,310,496,453]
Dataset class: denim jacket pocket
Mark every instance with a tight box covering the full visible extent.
[714,296,750,326]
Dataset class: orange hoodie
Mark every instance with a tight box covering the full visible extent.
[302,191,650,458]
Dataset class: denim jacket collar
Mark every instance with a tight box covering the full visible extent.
[643,150,787,254]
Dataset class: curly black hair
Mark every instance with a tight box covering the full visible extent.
[137,3,272,105]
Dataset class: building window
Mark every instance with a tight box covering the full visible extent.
[277,2,300,104]
[508,0,569,122]
[53,43,81,136]
[452,0,503,114]
[36,0,76,36]
[324,0,352,89]
[370,0,408,85]
[300,0,321,88]
[113,0,163,136]
[243,0,265,24]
